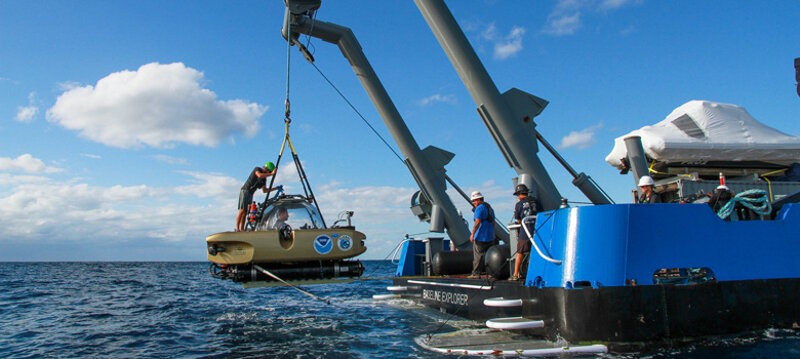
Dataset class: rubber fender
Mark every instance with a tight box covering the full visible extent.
[485,244,510,280]
[432,251,473,276]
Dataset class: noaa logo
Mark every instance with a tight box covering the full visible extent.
[314,235,333,255]
[338,235,353,251]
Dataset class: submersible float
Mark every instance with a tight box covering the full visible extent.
[207,194,366,285]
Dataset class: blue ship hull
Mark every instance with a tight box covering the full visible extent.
[392,203,800,344]
[527,203,800,287]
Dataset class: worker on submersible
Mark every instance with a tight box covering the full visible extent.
[236,162,277,232]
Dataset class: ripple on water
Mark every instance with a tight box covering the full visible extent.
[2,261,800,358]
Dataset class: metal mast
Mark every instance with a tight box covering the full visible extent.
[283,1,474,249]
[415,0,612,208]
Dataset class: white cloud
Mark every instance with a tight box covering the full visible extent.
[479,23,527,60]
[15,92,38,122]
[0,170,234,243]
[0,76,20,85]
[0,154,61,173]
[0,164,433,259]
[315,182,427,257]
[46,62,268,149]
[559,123,603,149]
[481,23,499,41]
[81,153,102,159]
[600,0,635,10]
[57,81,82,91]
[543,12,582,36]
[494,26,526,60]
[317,182,417,224]
[0,173,52,187]
[0,154,525,260]
[174,171,240,199]
[152,154,189,166]
[15,106,38,122]
[542,0,638,36]
[417,93,457,107]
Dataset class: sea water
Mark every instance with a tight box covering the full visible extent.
[1,261,799,358]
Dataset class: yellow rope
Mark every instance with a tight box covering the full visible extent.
[647,160,693,178]
[277,120,299,158]
[762,176,774,202]
[759,168,788,202]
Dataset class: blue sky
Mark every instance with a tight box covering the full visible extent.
[1,0,798,261]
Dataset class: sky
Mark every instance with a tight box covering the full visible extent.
[1,0,798,261]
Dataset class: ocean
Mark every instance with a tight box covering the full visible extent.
[1,261,799,358]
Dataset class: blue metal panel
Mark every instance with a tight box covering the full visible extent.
[525,203,800,288]
[395,240,426,276]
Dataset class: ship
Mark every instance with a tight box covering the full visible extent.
[274,0,800,354]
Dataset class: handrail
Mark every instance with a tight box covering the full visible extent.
[390,237,414,264]
[521,215,562,265]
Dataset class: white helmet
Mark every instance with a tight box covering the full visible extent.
[638,176,655,187]
[470,191,484,201]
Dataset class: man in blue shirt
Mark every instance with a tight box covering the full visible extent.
[469,191,495,278]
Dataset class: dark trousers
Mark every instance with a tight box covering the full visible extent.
[471,240,494,275]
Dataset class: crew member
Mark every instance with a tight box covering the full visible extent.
[236,162,277,232]
[273,207,290,230]
[511,184,538,281]
[469,191,495,279]
[637,176,661,203]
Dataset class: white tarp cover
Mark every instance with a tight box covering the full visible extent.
[606,100,800,168]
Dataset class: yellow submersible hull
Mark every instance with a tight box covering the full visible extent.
[206,228,366,265]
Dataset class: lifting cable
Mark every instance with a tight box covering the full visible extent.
[308,61,404,163]
[264,17,326,227]
[295,16,483,215]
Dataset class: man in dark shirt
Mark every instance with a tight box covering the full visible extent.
[637,176,661,204]
[512,184,538,281]
[236,162,276,232]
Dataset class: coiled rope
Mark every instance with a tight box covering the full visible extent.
[716,189,772,220]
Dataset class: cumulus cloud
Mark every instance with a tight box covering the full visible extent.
[559,123,603,149]
[417,93,457,107]
[0,170,234,243]
[0,154,522,260]
[480,23,527,60]
[0,162,434,260]
[174,171,240,199]
[46,62,268,149]
[0,154,61,173]
[315,182,427,257]
[15,92,38,122]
